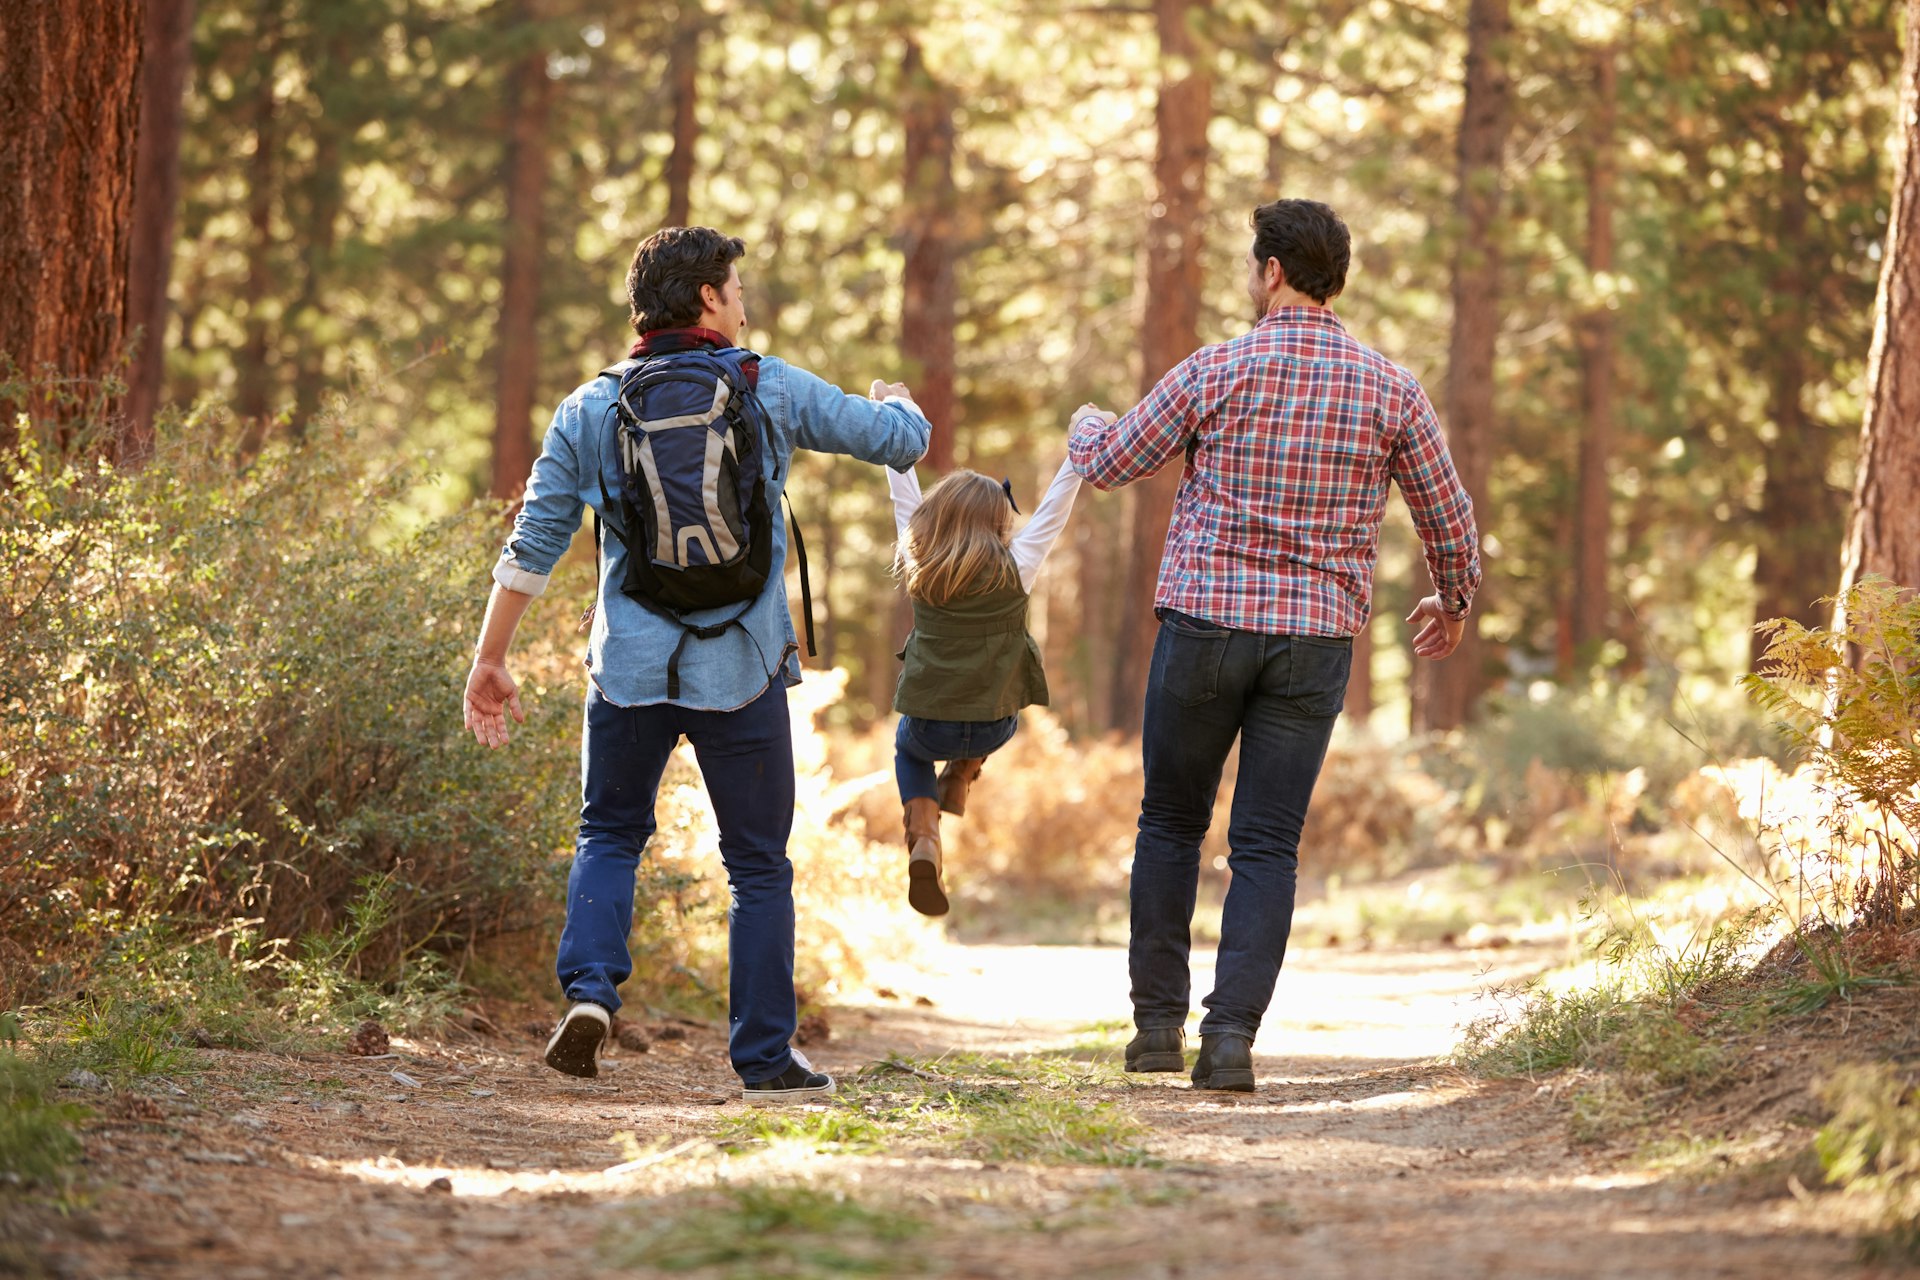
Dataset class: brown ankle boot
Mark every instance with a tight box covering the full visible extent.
[902,796,948,917]
[935,757,985,817]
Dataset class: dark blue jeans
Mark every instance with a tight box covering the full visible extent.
[555,680,799,1084]
[1129,611,1351,1041]
[893,714,1019,803]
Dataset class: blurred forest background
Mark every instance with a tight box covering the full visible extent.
[12,0,1912,729]
[4,0,1919,1016]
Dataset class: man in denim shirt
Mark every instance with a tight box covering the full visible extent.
[462,227,929,1102]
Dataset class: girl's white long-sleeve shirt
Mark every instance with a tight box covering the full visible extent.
[887,458,1083,595]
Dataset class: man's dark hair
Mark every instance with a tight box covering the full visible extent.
[1249,199,1350,304]
[626,226,747,333]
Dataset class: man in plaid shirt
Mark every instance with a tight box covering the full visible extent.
[1068,198,1480,1092]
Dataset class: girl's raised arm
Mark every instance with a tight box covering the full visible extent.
[1009,456,1083,594]
[887,464,923,543]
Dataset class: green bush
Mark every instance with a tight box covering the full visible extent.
[1431,677,1790,840]
[0,410,584,1007]
[1819,1064,1920,1261]
[0,1015,84,1190]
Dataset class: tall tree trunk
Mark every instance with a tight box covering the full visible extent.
[1110,0,1212,733]
[0,0,146,451]
[1347,624,1374,722]
[491,30,554,502]
[235,24,279,459]
[1839,0,1920,599]
[1568,41,1616,668]
[120,0,196,466]
[1750,134,1841,663]
[287,21,347,438]
[1415,0,1512,732]
[901,38,958,472]
[665,13,698,227]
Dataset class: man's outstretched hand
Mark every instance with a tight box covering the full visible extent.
[464,659,525,748]
[1071,402,1117,429]
[1406,594,1466,660]
[870,379,918,405]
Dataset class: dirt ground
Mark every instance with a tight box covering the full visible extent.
[10,938,1893,1279]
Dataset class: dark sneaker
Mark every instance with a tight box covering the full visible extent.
[743,1048,836,1105]
[1125,1027,1186,1073]
[1191,1033,1255,1092]
[543,1002,609,1079]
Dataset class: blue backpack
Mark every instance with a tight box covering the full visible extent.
[595,347,812,697]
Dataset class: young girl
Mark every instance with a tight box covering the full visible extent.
[886,408,1096,917]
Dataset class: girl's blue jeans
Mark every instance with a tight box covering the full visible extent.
[893,714,1019,803]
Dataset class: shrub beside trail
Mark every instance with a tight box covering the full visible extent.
[1,418,584,1011]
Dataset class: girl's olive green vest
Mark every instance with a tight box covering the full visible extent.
[894,581,1049,721]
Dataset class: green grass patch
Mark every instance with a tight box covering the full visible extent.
[603,1183,923,1278]
[716,1052,1156,1168]
[1818,1064,1920,1263]
[0,1038,86,1190]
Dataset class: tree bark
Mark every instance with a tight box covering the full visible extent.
[1347,623,1374,722]
[666,14,698,228]
[490,33,554,502]
[0,0,146,450]
[1568,41,1616,667]
[1839,0,1920,598]
[120,0,196,466]
[287,20,348,438]
[901,38,958,473]
[1110,0,1212,733]
[1750,134,1842,663]
[1415,0,1511,732]
[235,23,279,459]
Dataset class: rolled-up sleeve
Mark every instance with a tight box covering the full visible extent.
[1390,378,1481,618]
[494,401,587,597]
[780,362,930,468]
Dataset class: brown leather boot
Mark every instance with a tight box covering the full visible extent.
[902,796,948,917]
[935,757,985,817]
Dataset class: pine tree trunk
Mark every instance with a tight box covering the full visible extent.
[1750,135,1841,664]
[287,22,348,438]
[901,38,958,473]
[1110,0,1212,733]
[0,0,145,451]
[1415,0,1511,732]
[1569,41,1616,666]
[666,15,698,228]
[491,35,554,502]
[235,23,279,459]
[120,0,196,466]
[1347,623,1374,722]
[1839,0,1920,598]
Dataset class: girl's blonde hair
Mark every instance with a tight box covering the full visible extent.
[897,469,1018,606]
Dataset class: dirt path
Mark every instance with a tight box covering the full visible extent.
[25,940,1881,1279]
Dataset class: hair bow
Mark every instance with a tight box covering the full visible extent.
[1001,477,1021,514]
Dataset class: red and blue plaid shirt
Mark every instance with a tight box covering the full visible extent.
[1068,305,1480,636]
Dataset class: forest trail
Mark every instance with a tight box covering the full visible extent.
[32,939,1874,1279]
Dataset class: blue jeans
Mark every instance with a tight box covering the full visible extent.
[1129,611,1351,1040]
[893,714,1019,803]
[555,681,799,1083]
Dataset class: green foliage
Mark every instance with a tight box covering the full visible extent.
[1818,1064,1920,1262]
[603,1184,924,1278]
[1434,678,1791,839]
[1744,577,1920,927]
[0,407,582,1007]
[0,1043,85,1190]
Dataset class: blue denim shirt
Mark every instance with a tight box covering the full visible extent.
[494,355,929,710]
